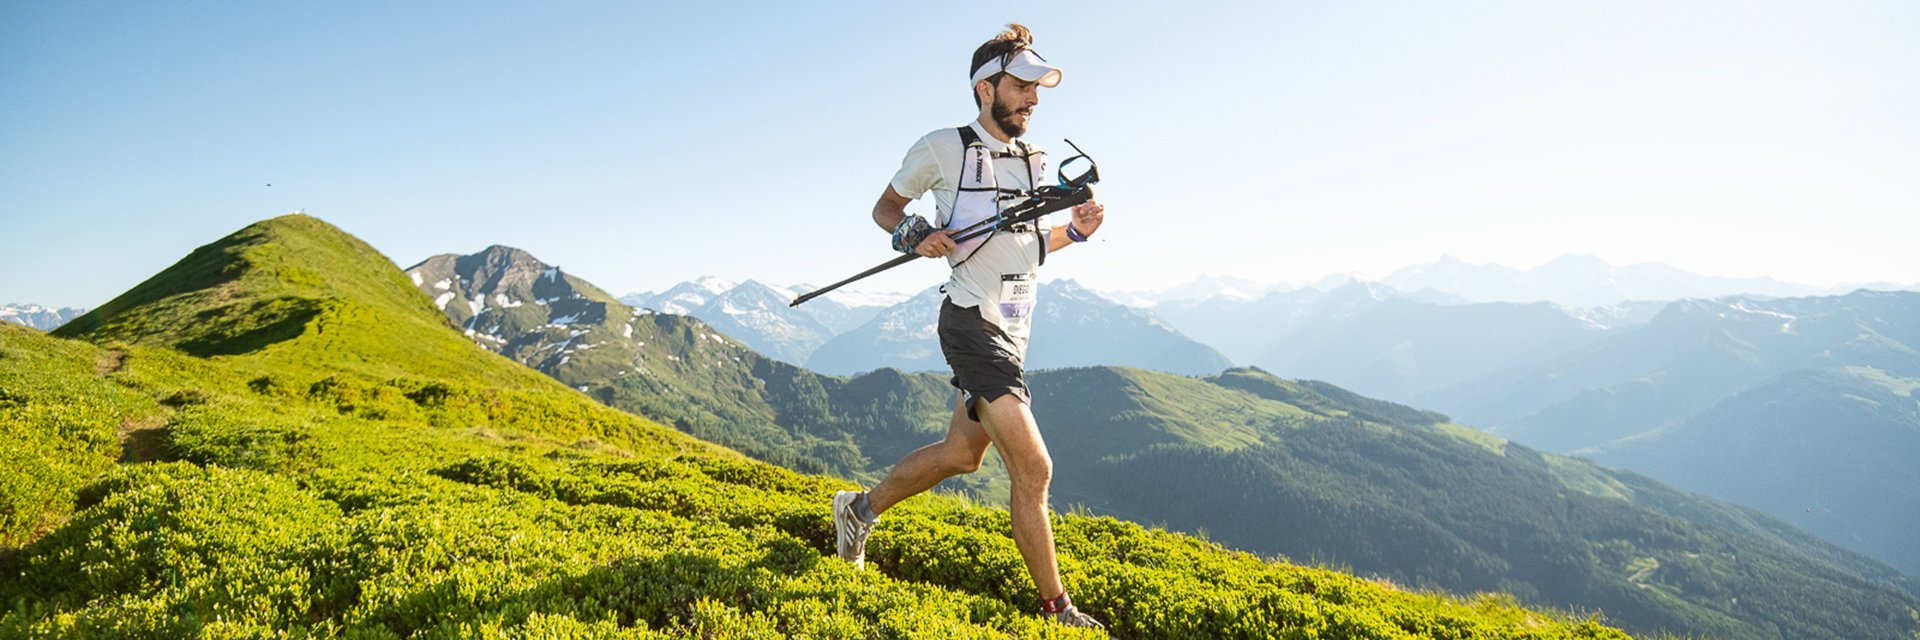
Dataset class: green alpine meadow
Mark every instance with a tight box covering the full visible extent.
[0,214,1639,638]
[406,241,1920,638]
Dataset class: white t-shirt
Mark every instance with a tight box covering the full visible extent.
[889,122,1050,333]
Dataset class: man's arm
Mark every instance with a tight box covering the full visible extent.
[873,185,956,257]
[1046,200,1106,252]
[871,185,912,231]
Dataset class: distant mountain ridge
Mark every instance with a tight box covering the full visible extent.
[621,278,899,365]
[1381,255,1832,307]
[1423,290,1920,578]
[0,304,87,331]
[804,286,948,375]
[805,279,1234,376]
[626,275,1234,376]
[1101,255,1919,310]
[622,275,736,315]
[1147,282,1660,403]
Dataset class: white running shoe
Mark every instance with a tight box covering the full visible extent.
[1053,605,1105,628]
[832,490,876,570]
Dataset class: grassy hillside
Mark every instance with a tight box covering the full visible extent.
[403,247,964,483]
[0,214,1626,638]
[1598,366,1920,578]
[1018,367,1920,640]
[52,214,558,390]
[407,239,1920,639]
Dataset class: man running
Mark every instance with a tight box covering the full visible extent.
[832,23,1106,629]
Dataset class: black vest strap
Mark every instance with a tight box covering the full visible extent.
[956,126,997,193]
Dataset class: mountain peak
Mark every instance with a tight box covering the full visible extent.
[55,215,553,388]
[691,276,738,294]
[729,279,797,300]
[1310,272,1363,291]
[477,244,541,266]
[1051,277,1089,293]
[1532,254,1614,274]
[1323,279,1396,301]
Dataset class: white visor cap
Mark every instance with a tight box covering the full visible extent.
[970,49,1062,88]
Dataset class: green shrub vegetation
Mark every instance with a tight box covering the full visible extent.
[0,214,1632,638]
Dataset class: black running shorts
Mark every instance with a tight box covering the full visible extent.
[939,297,1031,422]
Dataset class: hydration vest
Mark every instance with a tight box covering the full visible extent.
[942,126,1050,268]
[940,125,1051,341]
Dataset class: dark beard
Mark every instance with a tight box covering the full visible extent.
[991,97,1026,137]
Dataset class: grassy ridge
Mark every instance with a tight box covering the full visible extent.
[0,215,1628,638]
[54,215,558,390]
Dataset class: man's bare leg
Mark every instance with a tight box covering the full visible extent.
[866,393,992,514]
[973,393,1064,599]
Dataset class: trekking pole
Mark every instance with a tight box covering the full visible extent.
[790,186,1092,307]
[790,140,1100,307]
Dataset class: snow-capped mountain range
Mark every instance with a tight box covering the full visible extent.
[621,279,907,366]
[0,304,88,331]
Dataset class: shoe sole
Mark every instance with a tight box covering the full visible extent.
[832,490,864,569]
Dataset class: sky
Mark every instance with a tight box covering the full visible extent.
[4,1,1917,308]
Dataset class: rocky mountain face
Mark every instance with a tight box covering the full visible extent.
[407,246,620,368]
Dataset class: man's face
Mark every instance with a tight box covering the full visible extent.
[988,75,1041,137]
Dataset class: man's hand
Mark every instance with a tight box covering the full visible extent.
[1070,200,1104,237]
[917,230,958,257]
[1048,200,1107,252]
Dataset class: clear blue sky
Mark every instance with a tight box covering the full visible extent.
[5,1,1917,308]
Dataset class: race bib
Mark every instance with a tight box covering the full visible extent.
[998,273,1036,320]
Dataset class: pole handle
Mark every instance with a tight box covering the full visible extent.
[789,185,1093,307]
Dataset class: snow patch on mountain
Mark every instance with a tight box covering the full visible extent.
[1727,301,1799,333]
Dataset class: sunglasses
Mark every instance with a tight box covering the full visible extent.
[1057,139,1099,189]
